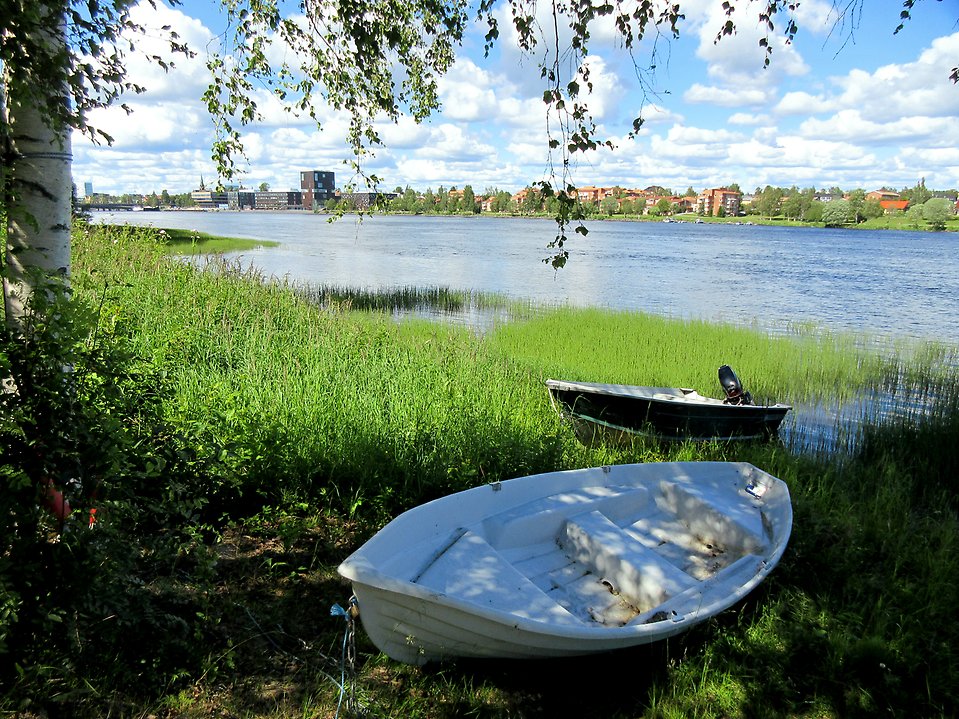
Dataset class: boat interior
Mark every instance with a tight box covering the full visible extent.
[408,479,772,628]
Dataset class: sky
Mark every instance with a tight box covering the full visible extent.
[71,1,959,197]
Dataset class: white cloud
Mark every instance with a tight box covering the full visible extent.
[690,2,811,87]
[826,34,959,122]
[799,109,959,146]
[70,1,959,197]
[79,102,210,150]
[634,103,684,127]
[378,116,433,150]
[728,112,768,125]
[775,91,832,116]
[437,60,502,122]
[121,2,216,101]
[684,83,771,107]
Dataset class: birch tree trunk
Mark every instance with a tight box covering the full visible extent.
[2,5,72,334]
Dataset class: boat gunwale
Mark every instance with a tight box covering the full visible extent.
[545,378,792,411]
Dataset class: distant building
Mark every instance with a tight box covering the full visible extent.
[227,191,256,210]
[576,186,605,204]
[254,191,303,210]
[880,200,910,213]
[300,170,336,210]
[191,189,229,209]
[867,189,901,202]
[83,181,93,198]
[697,188,742,216]
[338,191,396,210]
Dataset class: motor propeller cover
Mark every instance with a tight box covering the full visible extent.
[718,364,753,405]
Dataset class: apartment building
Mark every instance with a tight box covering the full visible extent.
[697,188,742,217]
[227,191,256,210]
[338,191,397,209]
[190,189,228,209]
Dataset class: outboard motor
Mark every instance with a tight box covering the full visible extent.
[718,365,753,405]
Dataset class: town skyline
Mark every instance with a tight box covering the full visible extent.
[80,177,957,204]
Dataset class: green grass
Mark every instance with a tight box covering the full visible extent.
[856,214,959,232]
[99,222,280,253]
[9,222,959,717]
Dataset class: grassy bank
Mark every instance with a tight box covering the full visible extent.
[3,223,958,717]
[97,223,281,253]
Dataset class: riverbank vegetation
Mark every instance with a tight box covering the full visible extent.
[2,223,958,717]
[158,226,279,253]
[338,179,958,232]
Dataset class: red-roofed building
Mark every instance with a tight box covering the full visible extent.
[879,200,909,213]
[867,190,901,202]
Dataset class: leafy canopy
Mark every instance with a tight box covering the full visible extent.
[0,0,192,144]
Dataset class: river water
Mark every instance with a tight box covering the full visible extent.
[94,211,959,453]
[93,211,959,346]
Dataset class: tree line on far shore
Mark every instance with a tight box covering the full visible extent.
[330,179,958,230]
[82,178,958,230]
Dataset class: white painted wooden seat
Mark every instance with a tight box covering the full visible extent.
[481,486,651,549]
[561,510,697,613]
[656,480,768,555]
[415,530,585,626]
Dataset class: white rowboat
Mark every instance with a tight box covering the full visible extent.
[337,461,792,665]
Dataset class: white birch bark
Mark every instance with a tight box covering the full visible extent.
[2,6,72,333]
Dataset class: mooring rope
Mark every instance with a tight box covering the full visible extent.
[330,596,358,718]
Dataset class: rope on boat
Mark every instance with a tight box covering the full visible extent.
[330,597,358,717]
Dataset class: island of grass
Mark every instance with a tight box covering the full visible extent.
[101,224,281,254]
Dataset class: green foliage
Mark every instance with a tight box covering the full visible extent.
[822,198,852,227]
[2,224,958,716]
[204,0,469,184]
[862,197,884,220]
[756,186,783,218]
[0,1,191,145]
[70,224,566,520]
[921,197,955,230]
[0,251,239,707]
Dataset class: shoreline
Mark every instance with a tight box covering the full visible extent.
[91,206,958,233]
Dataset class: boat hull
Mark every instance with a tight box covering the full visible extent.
[338,461,792,665]
[546,380,791,441]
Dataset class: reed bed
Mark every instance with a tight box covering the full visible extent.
[49,223,959,718]
[485,306,953,404]
[293,283,520,314]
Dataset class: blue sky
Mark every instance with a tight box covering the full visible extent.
[71,1,959,196]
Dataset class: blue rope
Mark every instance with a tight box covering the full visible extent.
[330,600,356,718]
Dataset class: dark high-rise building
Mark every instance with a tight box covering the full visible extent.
[300,170,335,210]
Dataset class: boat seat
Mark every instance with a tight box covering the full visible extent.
[656,481,767,555]
[561,510,697,613]
[625,551,763,626]
[482,486,651,549]
[414,530,586,627]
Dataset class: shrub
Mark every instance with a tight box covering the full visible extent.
[0,279,234,710]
